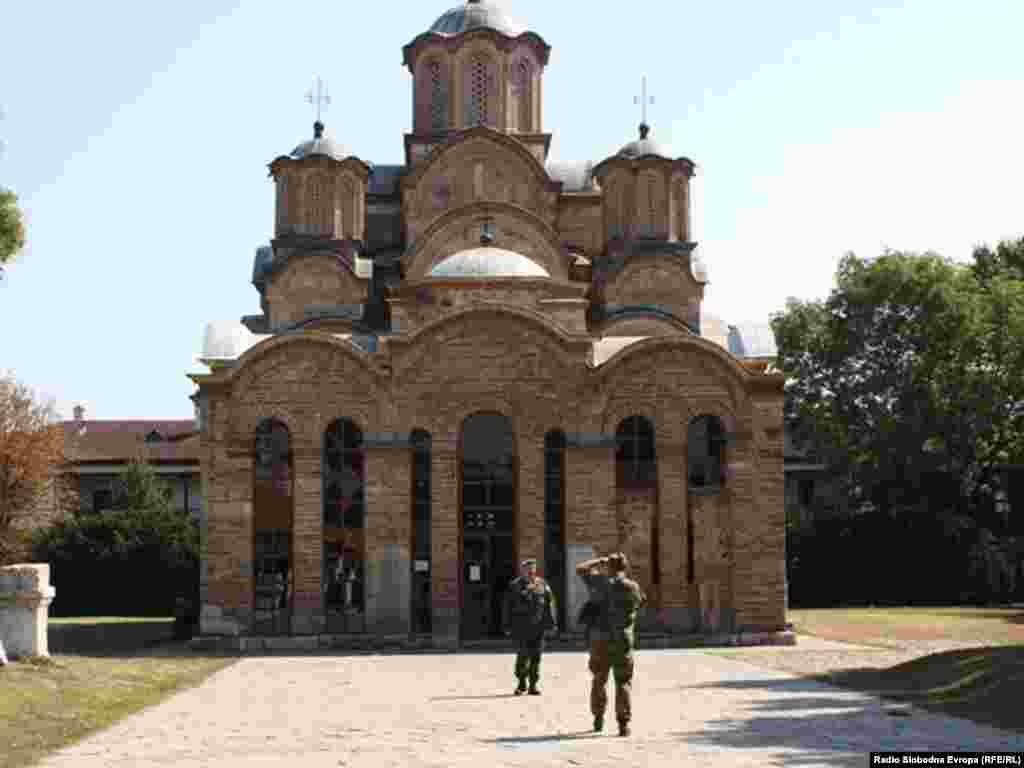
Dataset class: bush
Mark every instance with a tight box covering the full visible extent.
[30,462,199,617]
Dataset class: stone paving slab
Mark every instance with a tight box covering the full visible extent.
[35,648,1024,768]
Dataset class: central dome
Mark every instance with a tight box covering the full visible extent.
[429,0,526,37]
[429,246,549,278]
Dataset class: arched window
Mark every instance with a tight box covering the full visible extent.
[467,55,491,127]
[616,415,657,488]
[544,429,566,630]
[410,429,432,634]
[323,418,365,631]
[304,172,334,236]
[429,60,447,132]
[253,418,292,635]
[688,415,725,492]
[513,57,532,132]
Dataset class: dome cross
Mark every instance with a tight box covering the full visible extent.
[305,77,331,124]
[634,74,654,134]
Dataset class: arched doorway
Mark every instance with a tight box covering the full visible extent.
[460,412,516,640]
[253,418,293,635]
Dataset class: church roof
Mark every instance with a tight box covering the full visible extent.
[367,164,405,196]
[702,314,778,359]
[547,160,596,192]
[591,337,649,367]
[429,246,549,278]
[728,322,778,358]
[252,244,274,285]
[198,322,376,365]
[290,121,348,161]
[429,0,526,37]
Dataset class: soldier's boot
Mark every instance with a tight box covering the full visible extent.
[618,721,630,737]
[528,682,541,695]
[593,716,604,732]
[515,679,527,695]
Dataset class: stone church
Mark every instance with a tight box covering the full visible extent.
[189,0,787,647]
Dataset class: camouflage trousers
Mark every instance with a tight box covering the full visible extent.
[514,634,545,684]
[588,638,635,724]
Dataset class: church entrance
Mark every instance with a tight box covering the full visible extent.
[460,412,516,640]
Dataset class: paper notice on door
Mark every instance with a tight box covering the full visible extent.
[415,560,429,572]
[469,564,481,582]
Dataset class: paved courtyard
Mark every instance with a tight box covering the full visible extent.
[37,640,1024,768]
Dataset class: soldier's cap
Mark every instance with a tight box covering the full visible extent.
[521,558,537,567]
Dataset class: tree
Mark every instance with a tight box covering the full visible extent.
[31,459,199,617]
[0,374,72,565]
[0,188,26,278]
[773,243,1024,604]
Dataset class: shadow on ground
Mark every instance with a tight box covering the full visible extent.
[671,667,1022,764]
[485,731,602,745]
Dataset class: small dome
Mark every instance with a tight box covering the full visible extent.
[290,121,348,161]
[201,322,261,361]
[619,123,668,159]
[547,160,595,192]
[429,0,526,37]
[429,246,549,278]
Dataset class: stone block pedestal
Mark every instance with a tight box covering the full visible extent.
[0,563,57,659]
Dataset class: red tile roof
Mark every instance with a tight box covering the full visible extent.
[61,420,200,464]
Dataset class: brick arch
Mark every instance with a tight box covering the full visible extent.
[228,335,385,451]
[263,252,366,329]
[403,127,556,199]
[388,303,583,378]
[230,332,382,391]
[603,255,702,305]
[595,335,752,405]
[597,312,694,337]
[404,201,566,280]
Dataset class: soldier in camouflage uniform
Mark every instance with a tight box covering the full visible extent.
[502,558,557,695]
[575,552,646,737]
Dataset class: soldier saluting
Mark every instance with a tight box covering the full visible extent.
[575,552,646,737]
[502,558,557,695]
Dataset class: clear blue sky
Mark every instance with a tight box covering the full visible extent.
[1,0,1021,419]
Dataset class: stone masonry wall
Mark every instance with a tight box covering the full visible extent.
[196,315,785,641]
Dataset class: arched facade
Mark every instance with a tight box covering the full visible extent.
[192,1,786,649]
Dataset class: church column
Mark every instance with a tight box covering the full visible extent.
[363,433,412,636]
[516,425,544,571]
[731,403,786,632]
[563,433,617,632]
[290,443,322,635]
[656,430,693,632]
[201,433,254,637]
[430,435,460,649]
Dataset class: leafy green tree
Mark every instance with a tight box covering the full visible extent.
[0,188,26,277]
[32,460,199,617]
[773,242,1024,604]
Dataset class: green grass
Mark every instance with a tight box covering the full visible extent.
[788,606,1024,648]
[786,607,1024,732]
[0,617,235,768]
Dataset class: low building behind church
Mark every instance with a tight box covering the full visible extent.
[188,0,789,646]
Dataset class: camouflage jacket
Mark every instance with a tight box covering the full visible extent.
[581,572,646,646]
[503,576,557,637]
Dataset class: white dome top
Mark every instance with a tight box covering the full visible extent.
[201,322,262,361]
[429,247,549,277]
[429,0,526,36]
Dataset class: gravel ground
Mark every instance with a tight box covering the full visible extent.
[33,636,1024,768]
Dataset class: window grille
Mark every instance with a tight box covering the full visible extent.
[469,56,489,126]
[429,61,446,131]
